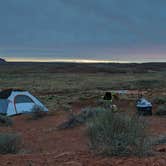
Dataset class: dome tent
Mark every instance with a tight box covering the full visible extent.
[0,89,48,116]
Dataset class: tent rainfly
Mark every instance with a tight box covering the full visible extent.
[0,89,48,116]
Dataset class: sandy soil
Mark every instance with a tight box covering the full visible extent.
[0,100,165,166]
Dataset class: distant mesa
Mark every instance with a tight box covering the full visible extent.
[0,58,6,63]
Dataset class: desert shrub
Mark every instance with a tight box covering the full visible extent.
[97,99,118,112]
[87,110,152,157]
[134,80,164,89]
[97,99,112,108]
[0,115,13,126]
[113,80,165,90]
[47,110,59,116]
[153,96,166,104]
[57,107,106,129]
[62,104,72,112]
[0,133,21,154]
[30,105,47,120]
[154,135,166,145]
[155,104,166,116]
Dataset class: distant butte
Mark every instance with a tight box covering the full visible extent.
[0,58,6,63]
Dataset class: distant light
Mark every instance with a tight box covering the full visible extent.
[6,58,130,63]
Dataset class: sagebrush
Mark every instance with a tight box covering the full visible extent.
[58,107,105,129]
[0,115,13,126]
[155,104,166,116]
[30,105,47,120]
[87,110,152,156]
[0,133,21,154]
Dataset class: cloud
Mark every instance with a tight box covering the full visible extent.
[0,0,166,61]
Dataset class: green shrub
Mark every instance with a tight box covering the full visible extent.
[153,96,166,104]
[87,110,152,157]
[155,105,166,116]
[62,104,72,112]
[58,107,106,129]
[154,135,166,145]
[0,133,21,154]
[0,115,13,126]
[30,105,47,120]
[97,99,112,109]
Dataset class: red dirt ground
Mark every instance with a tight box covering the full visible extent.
[0,100,165,166]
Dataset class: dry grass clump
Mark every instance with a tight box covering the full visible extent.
[153,96,166,104]
[0,115,13,126]
[87,110,152,157]
[57,107,105,129]
[30,105,47,120]
[0,133,21,154]
[153,96,166,116]
[155,104,166,116]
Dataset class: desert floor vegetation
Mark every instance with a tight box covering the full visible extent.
[0,133,21,154]
[0,115,13,126]
[0,63,165,165]
[87,110,152,157]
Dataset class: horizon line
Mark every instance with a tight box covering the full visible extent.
[4,58,166,64]
[6,58,129,63]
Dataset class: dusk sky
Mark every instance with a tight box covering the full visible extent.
[0,0,166,62]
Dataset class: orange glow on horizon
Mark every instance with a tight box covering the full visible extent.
[6,58,130,63]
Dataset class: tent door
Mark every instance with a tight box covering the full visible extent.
[15,103,35,114]
[14,95,36,114]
